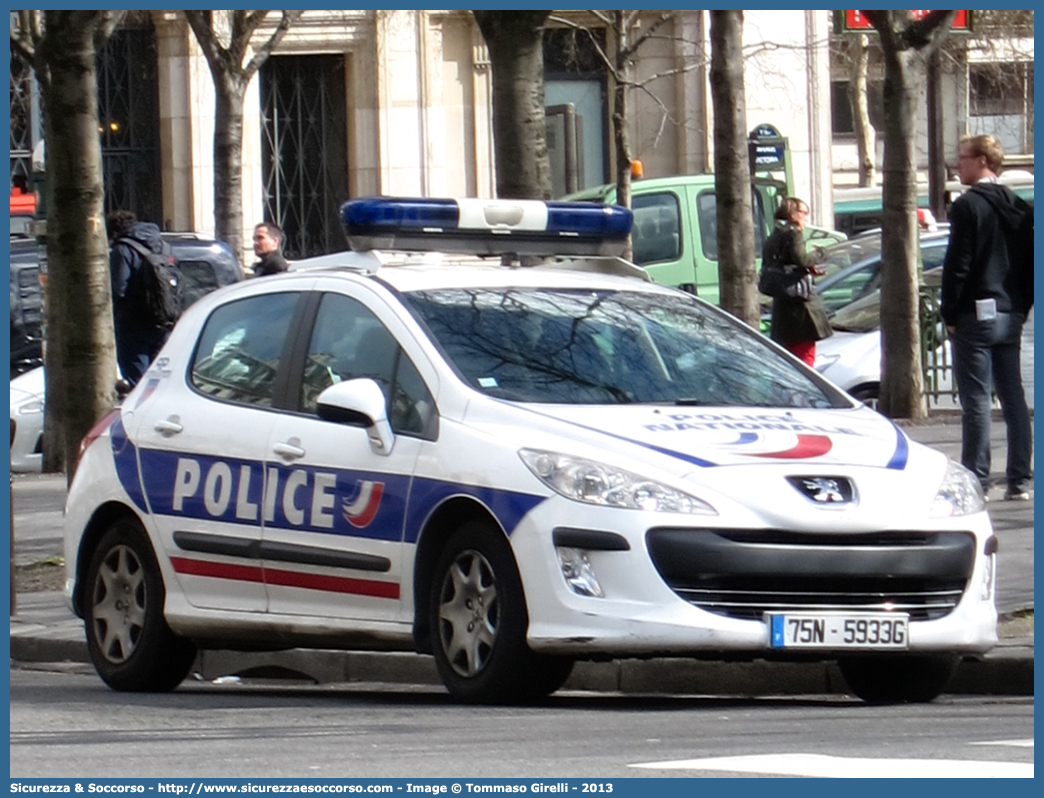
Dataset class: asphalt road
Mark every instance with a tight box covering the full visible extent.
[8,668,1035,778]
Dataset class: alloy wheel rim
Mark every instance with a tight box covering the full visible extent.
[91,544,147,664]
[437,549,499,678]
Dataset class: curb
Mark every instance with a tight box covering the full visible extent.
[11,625,1034,697]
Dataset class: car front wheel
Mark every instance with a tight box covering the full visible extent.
[85,519,197,691]
[838,654,960,704]
[430,521,572,703]
[850,384,880,410]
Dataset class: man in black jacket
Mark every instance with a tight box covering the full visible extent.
[107,210,170,387]
[251,222,288,276]
[941,134,1032,501]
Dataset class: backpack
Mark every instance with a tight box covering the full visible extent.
[970,184,1034,311]
[1006,195,1034,309]
[117,237,182,329]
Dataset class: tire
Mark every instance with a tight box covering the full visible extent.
[84,519,197,692]
[429,521,572,703]
[838,654,960,704]
[850,384,880,410]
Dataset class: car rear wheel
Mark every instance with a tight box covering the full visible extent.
[85,519,197,692]
[430,521,573,703]
[838,654,960,704]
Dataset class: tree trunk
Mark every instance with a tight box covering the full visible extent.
[214,75,247,266]
[847,34,875,188]
[877,45,925,420]
[611,12,633,259]
[473,11,552,199]
[39,15,119,481]
[709,10,758,326]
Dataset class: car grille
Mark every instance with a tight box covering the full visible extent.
[646,528,976,621]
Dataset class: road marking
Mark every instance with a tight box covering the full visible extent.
[970,739,1034,748]
[629,753,1033,778]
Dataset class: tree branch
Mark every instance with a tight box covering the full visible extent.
[10,10,38,65]
[184,10,234,77]
[93,10,126,51]
[243,10,303,80]
[619,12,674,60]
[904,10,956,54]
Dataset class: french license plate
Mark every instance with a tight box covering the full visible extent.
[768,613,909,650]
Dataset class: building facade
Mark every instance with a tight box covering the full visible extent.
[10,10,1033,264]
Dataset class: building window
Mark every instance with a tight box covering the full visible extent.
[543,27,608,192]
[969,62,1033,153]
[830,79,885,137]
[831,81,854,135]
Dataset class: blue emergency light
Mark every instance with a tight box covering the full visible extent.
[341,197,633,257]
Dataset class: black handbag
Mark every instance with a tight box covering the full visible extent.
[758,261,790,298]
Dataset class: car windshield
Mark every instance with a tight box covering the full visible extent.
[404,288,846,408]
[815,235,883,281]
[829,290,882,333]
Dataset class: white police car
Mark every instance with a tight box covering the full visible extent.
[64,197,996,704]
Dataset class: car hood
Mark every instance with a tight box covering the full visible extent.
[470,401,912,473]
[10,366,45,400]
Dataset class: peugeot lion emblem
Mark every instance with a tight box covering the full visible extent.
[788,476,856,506]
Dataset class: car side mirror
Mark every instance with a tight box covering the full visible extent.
[316,378,395,456]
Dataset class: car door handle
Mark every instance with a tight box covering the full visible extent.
[154,417,183,435]
[273,440,305,460]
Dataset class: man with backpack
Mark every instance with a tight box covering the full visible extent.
[941,134,1033,501]
[107,210,182,387]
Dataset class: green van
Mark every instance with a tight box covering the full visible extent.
[566,173,845,305]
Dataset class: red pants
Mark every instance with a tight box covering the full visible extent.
[785,340,816,367]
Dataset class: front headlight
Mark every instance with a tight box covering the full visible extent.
[930,460,986,518]
[519,448,717,514]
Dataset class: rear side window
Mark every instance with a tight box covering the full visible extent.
[631,193,681,265]
[191,292,298,408]
[177,260,221,308]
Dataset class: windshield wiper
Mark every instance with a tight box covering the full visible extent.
[674,398,710,406]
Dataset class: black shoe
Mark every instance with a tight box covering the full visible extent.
[1004,483,1031,501]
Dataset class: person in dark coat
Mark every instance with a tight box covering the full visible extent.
[251,222,288,276]
[107,210,170,387]
[761,197,832,366]
[941,134,1032,501]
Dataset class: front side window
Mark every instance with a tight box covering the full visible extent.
[405,288,846,409]
[190,292,298,407]
[301,293,434,436]
[696,190,766,261]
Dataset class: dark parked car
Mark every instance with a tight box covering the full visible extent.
[9,231,244,378]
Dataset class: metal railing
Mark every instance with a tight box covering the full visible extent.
[919,284,958,407]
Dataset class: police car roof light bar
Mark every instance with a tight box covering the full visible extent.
[341,197,633,258]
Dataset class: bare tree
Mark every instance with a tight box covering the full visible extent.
[862,10,956,420]
[846,34,876,187]
[709,10,758,327]
[184,10,302,262]
[472,11,553,199]
[11,11,124,481]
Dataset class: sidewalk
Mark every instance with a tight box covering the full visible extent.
[8,591,1034,697]
[10,415,1034,697]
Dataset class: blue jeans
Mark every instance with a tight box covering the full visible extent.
[952,311,1032,490]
